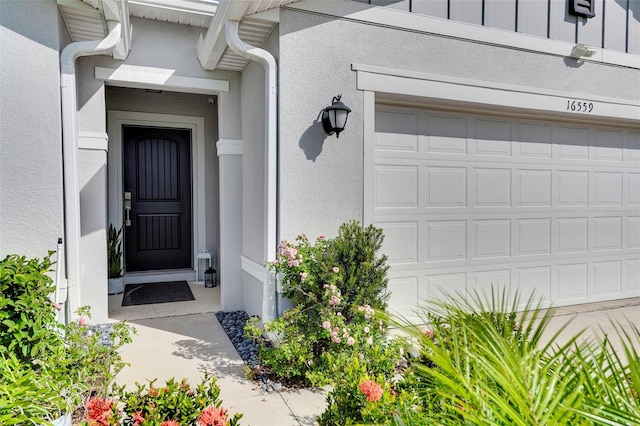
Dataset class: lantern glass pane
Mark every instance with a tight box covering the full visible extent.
[335,109,348,130]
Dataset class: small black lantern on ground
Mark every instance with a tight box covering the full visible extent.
[322,94,351,138]
[205,267,217,288]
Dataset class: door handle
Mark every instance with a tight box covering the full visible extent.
[124,192,132,226]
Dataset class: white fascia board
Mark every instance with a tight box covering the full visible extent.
[288,0,640,70]
[354,64,640,125]
[197,0,249,70]
[95,65,229,93]
[128,0,218,16]
[78,131,109,150]
[216,138,243,156]
[250,7,280,23]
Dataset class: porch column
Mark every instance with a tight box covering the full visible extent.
[216,139,243,311]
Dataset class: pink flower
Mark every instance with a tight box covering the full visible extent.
[300,272,308,281]
[197,406,228,426]
[332,266,339,273]
[53,302,62,311]
[347,337,355,346]
[318,235,325,240]
[78,317,86,326]
[364,326,370,333]
[359,380,383,402]
[132,411,145,426]
[366,337,373,345]
[322,321,331,329]
[425,329,434,339]
[161,421,180,426]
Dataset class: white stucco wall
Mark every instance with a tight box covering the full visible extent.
[277,7,640,241]
[0,0,64,260]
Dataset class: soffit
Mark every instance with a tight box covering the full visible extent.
[214,0,298,71]
[128,0,218,28]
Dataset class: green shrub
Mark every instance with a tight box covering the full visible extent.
[0,253,63,362]
[0,252,135,422]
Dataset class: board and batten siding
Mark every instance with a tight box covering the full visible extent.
[357,0,640,54]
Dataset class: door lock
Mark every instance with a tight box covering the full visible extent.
[124,192,132,226]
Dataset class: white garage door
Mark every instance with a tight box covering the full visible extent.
[373,106,640,316]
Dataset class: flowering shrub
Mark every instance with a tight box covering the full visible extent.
[107,376,241,426]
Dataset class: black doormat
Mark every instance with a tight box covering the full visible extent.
[121,281,195,307]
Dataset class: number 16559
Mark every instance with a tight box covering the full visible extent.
[567,100,594,113]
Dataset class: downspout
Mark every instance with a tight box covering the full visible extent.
[60,21,122,321]
[225,21,278,321]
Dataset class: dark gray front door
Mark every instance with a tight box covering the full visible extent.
[123,126,192,272]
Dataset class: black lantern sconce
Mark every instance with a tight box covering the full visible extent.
[204,266,217,288]
[322,95,351,138]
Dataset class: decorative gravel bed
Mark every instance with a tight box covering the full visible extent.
[215,311,284,393]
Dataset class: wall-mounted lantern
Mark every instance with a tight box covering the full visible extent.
[322,95,351,138]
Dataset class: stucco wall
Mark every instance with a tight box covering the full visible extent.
[277,7,640,241]
[0,0,64,260]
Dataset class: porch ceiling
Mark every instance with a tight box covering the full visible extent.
[60,0,298,71]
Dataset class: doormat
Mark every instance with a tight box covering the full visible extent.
[121,281,195,306]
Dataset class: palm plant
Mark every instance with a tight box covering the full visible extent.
[392,288,640,426]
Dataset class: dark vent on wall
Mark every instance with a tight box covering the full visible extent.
[570,0,595,18]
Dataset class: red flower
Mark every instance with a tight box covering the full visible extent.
[197,405,229,426]
[86,397,117,426]
[359,380,383,403]
[160,421,180,426]
[148,387,159,397]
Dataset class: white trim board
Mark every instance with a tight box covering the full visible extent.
[285,0,640,70]
[354,64,640,126]
[96,65,229,94]
[107,111,207,277]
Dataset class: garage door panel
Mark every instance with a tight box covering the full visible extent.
[517,169,552,206]
[592,172,623,206]
[556,126,590,160]
[426,220,467,261]
[557,263,588,300]
[375,108,419,152]
[473,219,511,258]
[593,260,622,296]
[592,217,622,251]
[625,132,640,162]
[386,275,423,318]
[627,260,640,291]
[426,113,468,154]
[474,168,512,207]
[517,218,551,256]
[426,166,467,207]
[374,106,639,312]
[375,165,419,208]
[556,218,589,254]
[557,170,589,206]
[594,129,624,161]
[473,117,513,157]
[516,122,553,158]
[628,174,640,205]
[379,221,419,265]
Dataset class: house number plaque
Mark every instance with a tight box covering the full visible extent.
[566,99,594,113]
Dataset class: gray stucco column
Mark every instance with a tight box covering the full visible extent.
[216,139,243,311]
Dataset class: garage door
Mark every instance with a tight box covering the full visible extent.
[373,105,640,317]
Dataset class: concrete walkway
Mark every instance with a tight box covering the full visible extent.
[113,292,640,426]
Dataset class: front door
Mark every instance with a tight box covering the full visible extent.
[123,126,192,272]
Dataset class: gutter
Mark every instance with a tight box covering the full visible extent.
[59,20,122,321]
[225,20,279,321]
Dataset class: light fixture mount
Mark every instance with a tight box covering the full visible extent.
[322,94,352,138]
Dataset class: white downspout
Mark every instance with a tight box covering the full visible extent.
[225,20,278,321]
[60,21,121,321]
